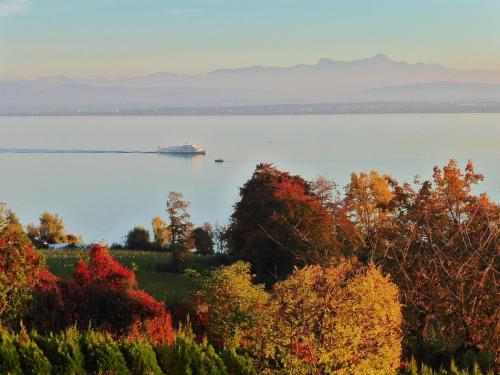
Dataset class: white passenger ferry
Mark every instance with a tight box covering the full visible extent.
[157,143,206,155]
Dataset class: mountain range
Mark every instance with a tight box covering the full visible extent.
[2,54,500,115]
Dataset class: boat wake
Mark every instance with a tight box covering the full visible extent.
[0,148,156,154]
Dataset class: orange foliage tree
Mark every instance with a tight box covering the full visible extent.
[337,161,499,363]
[381,161,499,362]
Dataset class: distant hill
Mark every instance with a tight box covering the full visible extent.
[2,54,500,115]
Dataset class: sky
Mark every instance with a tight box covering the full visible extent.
[1,0,500,79]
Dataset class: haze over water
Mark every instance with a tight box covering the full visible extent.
[0,114,499,243]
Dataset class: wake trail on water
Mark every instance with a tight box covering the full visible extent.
[0,148,157,154]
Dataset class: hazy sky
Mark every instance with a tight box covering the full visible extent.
[1,0,500,79]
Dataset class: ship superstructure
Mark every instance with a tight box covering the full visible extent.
[157,144,206,155]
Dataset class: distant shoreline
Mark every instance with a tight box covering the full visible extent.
[2,102,500,116]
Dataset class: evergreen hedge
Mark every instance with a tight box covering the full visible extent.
[0,328,257,374]
[1,327,492,375]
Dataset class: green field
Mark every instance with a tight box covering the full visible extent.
[40,249,219,305]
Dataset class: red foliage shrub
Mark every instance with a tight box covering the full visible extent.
[31,245,174,341]
[30,269,66,332]
[71,245,137,290]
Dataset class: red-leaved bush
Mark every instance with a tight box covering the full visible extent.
[31,245,174,344]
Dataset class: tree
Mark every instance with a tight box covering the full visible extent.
[381,160,500,363]
[0,206,45,327]
[65,233,83,246]
[228,163,340,285]
[4,211,24,235]
[0,203,24,235]
[193,223,214,256]
[151,216,171,248]
[341,171,396,262]
[192,262,268,350]
[26,224,41,247]
[0,201,6,230]
[126,226,151,249]
[253,261,402,374]
[39,212,67,244]
[166,192,194,247]
[213,223,229,254]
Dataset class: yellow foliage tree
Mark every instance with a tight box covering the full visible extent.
[151,216,171,248]
[253,261,402,374]
[193,262,269,350]
[342,171,396,262]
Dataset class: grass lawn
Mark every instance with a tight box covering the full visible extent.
[40,249,219,305]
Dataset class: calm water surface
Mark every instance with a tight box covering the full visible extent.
[0,114,499,242]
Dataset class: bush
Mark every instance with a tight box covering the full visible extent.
[128,311,175,346]
[399,359,493,375]
[253,261,402,374]
[155,328,226,375]
[0,327,255,375]
[34,328,86,375]
[80,331,130,375]
[32,245,171,337]
[121,338,162,375]
[16,329,52,375]
[0,330,21,374]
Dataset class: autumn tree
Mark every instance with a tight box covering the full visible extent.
[193,223,214,256]
[381,160,499,364]
[26,223,41,246]
[0,201,6,230]
[3,211,24,235]
[27,211,70,246]
[166,192,194,247]
[192,262,268,350]
[152,216,171,249]
[39,212,67,244]
[65,233,83,246]
[228,163,340,285]
[0,205,45,327]
[340,171,396,262]
[253,261,402,374]
[167,192,194,270]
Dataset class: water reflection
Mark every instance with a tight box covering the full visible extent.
[156,153,205,168]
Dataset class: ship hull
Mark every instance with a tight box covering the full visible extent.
[157,149,206,155]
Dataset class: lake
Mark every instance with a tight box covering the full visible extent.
[0,114,499,243]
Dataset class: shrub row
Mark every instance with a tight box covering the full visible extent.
[400,359,495,375]
[0,328,256,375]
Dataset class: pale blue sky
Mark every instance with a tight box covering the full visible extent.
[1,0,500,78]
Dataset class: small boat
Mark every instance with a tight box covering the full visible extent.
[215,158,224,163]
[157,143,206,155]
